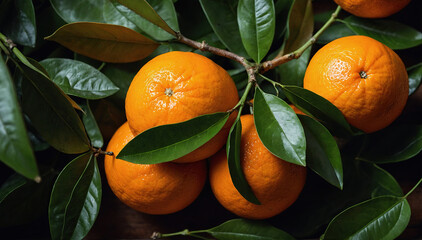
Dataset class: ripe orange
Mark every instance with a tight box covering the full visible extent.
[333,0,411,18]
[209,114,307,220]
[303,35,408,133]
[104,122,207,215]
[125,51,239,163]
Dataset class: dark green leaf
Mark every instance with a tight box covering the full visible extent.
[317,22,355,45]
[358,124,422,164]
[237,0,276,63]
[81,100,104,148]
[359,162,403,197]
[342,16,422,50]
[0,53,38,180]
[276,47,311,87]
[227,119,260,205]
[0,171,55,227]
[281,85,354,136]
[50,0,138,31]
[20,59,90,154]
[117,112,229,164]
[2,0,36,47]
[199,0,248,57]
[254,87,306,166]
[49,153,102,240]
[282,0,313,54]
[323,196,411,240]
[116,0,176,36]
[40,58,119,99]
[408,63,422,95]
[111,0,178,41]
[45,22,159,63]
[209,218,295,240]
[274,0,294,41]
[299,115,342,189]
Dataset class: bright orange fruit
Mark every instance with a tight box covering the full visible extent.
[334,0,411,18]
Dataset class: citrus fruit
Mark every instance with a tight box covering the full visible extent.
[104,122,207,215]
[125,51,239,163]
[333,0,411,18]
[303,35,408,133]
[209,114,307,220]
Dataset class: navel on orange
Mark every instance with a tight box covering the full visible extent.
[125,51,239,163]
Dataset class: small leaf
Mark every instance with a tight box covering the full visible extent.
[209,218,295,240]
[299,115,343,189]
[227,119,260,205]
[117,112,229,164]
[237,0,276,63]
[276,47,311,87]
[116,0,176,36]
[40,58,119,99]
[254,87,306,166]
[0,53,38,180]
[81,100,104,148]
[358,124,422,164]
[323,196,411,240]
[199,0,248,57]
[282,0,313,54]
[342,16,422,50]
[49,153,102,240]
[46,22,159,63]
[20,59,90,154]
[281,85,354,136]
[2,0,36,47]
[408,63,422,95]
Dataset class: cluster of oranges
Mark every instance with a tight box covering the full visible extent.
[104,0,410,220]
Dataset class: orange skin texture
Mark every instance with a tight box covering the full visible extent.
[104,122,207,215]
[334,0,411,18]
[125,51,239,163]
[304,35,408,133]
[209,115,307,220]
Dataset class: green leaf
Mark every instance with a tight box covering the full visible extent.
[45,22,159,63]
[0,171,56,227]
[199,0,248,57]
[227,119,260,205]
[81,100,104,148]
[299,115,343,189]
[117,112,229,164]
[49,153,102,240]
[282,0,313,54]
[316,22,355,45]
[359,162,403,197]
[253,87,306,166]
[2,0,36,47]
[408,63,422,95]
[209,218,295,240]
[111,0,178,41]
[40,58,119,99]
[323,196,411,240]
[49,0,138,31]
[342,16,422,50]
[358,124,422,164]
[237,0,276,63]
[116,0,176,36]
[276,47,311,87]
[0,53,38,180]
[281,85,354,137]
[274,0,294,41]
[20,59,90,154]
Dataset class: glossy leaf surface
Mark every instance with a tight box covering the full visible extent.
[46,22,159,63]
[254,87,306,166]
[277,47,311,87]
[2,0,36,47]
[40,58,119,99]
[81,100,104,148]
[408,63,422,95]
[118,113,229,164]
[283,0,313,54]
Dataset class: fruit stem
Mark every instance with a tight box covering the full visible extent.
[231,76,255,112]
[259,5,342,73]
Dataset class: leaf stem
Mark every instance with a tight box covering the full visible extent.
[404,177,422,199]
[259,5,342,73]
[152,229,210,239]
[97,62,106,71]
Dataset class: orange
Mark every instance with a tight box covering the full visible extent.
[209,115,307,220]
[104,122,207,215]
[125,51,239,163]
[333,0,411,18]
[303,35,408,133]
